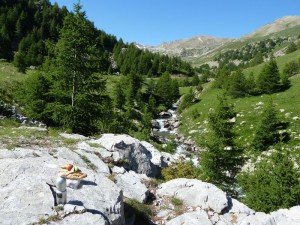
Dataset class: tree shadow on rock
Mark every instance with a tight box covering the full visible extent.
[68,200,84,206]
[86,209,111,225]
[80,180,97,186]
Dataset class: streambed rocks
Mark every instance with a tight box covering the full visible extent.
[152,108,200,153]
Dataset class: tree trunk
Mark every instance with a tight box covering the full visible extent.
[72,52,76,107]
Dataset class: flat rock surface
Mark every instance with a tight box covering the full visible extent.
[0,152,124,225]
[156,178,228,213]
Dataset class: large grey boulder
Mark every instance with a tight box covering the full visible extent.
[114,169,149,203]
[166,210,212,225]
[270,206,300,225]
[94,134,160,177]
[141,140,173,167]
[151,120,161,129]
[219,198,255,224]
[159,111,172,118]
[239,212,276,225]
[156,178,228,213]
[0,152,124,225]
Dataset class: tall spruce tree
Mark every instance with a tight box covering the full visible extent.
[155,72,179,108]
[252,99,282,151]
[49,2,111,135]
[201,95,244,196]
[227,70,248,98]
[256,59,281,94]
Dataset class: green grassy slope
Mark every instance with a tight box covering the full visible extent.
[244,49,300,76]
[179,52,300,151]
[0,60,30,102]
[0,60,29,83]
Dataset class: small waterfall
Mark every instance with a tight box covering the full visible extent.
[153,105,189,154]
[157,119,168,132]
[176,143,187,154]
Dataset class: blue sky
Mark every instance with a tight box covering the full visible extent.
[49,0,300,46]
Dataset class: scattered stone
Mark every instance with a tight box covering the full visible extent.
[189,130,199,134]
[159,111,172,118]
[17,126,48,133]
[151,120,160,129]
[285,112,291,118]
[228,117,236,123]
[240,121,247,125]
[60,133,88,140]
[112,166,126,174]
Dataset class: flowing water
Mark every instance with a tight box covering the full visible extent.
[154,105,188,154]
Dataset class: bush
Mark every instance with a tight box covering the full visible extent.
[282,60,299,77]
[285,42,297,54]
[238,151,300,213]
[161,160,200,181]
[163,141,176,154]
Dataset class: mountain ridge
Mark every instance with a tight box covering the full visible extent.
[140,15,300,65]
[243,15,300,38]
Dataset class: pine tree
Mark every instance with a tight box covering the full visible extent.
[191,74,200,86]
[246,72,257,95]
[171,79,180,100]
[49,2,111,135]
[148,95,157,116]
[0,25,12,60]
[238,150,300,213]
[13,51,26,73]
[282,60,299,78]
[201,95,244,196]
[252,99,282,151]
[227,70,248,98]
[285,42,297,54]
[256,59,281,94]
[155,72,178,108]
[16,71,52,123]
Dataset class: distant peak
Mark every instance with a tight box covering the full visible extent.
[244,15,300,38]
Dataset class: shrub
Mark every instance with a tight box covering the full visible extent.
[161,160,200,181]
[238,151,300,213]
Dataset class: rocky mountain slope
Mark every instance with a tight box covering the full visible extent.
[146,36,233,58]
[243,16,300,38]
[0,130,299,225]
[143,16,300,65]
